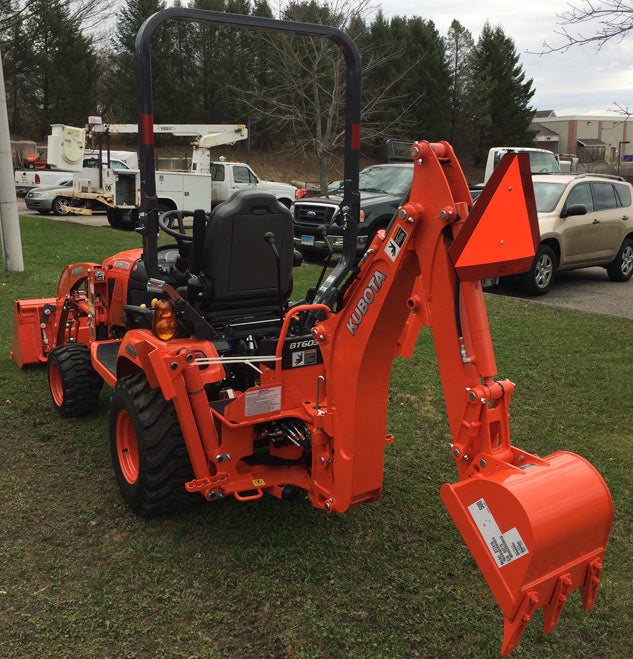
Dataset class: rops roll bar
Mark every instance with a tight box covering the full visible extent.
[135,8,361,303]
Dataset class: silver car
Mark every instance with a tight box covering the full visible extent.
[523,173,633,294]
[24,177,74,215]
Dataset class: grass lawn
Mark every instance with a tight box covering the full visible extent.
[1,216,631,658]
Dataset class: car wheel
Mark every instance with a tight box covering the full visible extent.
[51,196,71,215]
[521,244,557,296]
[606,238,633,282]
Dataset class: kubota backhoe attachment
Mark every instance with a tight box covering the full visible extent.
[311,141,613,654]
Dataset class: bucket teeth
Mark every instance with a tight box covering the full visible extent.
[580,558,604,611]
[543,573,573,634]
[501,591,539,656]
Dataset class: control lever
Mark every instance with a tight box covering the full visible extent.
[264,232,284,323]
[306,225,333,305]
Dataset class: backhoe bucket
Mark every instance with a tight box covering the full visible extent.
[11,298,57,368]
[440,450,613,655]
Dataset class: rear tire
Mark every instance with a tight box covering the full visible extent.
[521,244,556,295]
[606,238,633,282]
[48,344,103,417]
[109,372,195,516]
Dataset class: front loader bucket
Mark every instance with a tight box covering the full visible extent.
[10,298,57,368]
[440,450,613,655]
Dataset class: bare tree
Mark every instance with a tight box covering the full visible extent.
[238,0,413,192]
[1,0,116,42]
[539,0,633,53]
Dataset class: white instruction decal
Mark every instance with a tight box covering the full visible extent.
[468,498,529,568]
[245,386,282,417]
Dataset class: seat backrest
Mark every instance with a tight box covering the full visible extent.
[200,190,294,310]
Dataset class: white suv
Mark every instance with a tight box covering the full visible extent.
[522,173,633,294]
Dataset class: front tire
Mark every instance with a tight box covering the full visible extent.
[107,209,137,231]
[109,372,195,516]
[48,344,103,417]
[521,244,557,295]
[606,238,633,282]
[52,196,71,215]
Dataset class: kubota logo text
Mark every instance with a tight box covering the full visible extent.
[346,270,387,335]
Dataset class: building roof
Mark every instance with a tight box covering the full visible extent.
[577,138,607,147]
[531,122,559,138]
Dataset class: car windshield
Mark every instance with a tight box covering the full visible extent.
[358,166,413,196]
[533,182,567,212]
[528,152,559,174]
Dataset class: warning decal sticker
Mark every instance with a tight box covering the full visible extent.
[385,226,408,262]
[467,498,529,568]
[291,349,318,368]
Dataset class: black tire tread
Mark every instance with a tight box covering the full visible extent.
[606,238,633,282]
[48,344,103,417]
[110,372,195,516]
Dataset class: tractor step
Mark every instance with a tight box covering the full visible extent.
[93,341,122,380]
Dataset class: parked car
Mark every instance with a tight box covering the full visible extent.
[521,173,633,294]
[292,163,413,261]
[24,178,74,215]
[24,178,106,216]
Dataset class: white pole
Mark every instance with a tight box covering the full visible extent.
[0,47,24,272]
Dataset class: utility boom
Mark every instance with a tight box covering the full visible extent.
[10,9,613,655]
[85,118,248,174]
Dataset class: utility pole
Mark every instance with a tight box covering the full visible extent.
[617,140,630,177]
[0,47,24,272]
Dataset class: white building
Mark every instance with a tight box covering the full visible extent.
[531,110,632,164]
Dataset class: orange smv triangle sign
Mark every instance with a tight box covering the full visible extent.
[448,153,540,282]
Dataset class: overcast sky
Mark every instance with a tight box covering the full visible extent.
[375,0,632,116]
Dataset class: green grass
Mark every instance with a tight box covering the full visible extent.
[1,216,632,658]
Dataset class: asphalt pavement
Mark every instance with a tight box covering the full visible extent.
[488,269,633,320]
[17,197,109,226]
[17,198,633,320]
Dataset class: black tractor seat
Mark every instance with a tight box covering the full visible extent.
[187,190,295,338]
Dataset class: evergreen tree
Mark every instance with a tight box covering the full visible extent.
[0,2,34,135]
[405,17,451,140]
[364,14,450,150]
[468,23,536,164]
[444,19,474,154]
[103,0,169,123]
[2,0,98,137]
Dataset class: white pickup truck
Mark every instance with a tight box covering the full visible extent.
[96,160,297,229]
[470,147,569,201]
[14,151,136,196]
[158,160,296,209]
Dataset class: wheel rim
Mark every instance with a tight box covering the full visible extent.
[115,410,140,484]
[49,360,64,407]
[620,245,633,277]
[53,197,70,215]
[535,254,554,289]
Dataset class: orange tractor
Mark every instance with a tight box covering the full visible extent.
[11,9,613,655]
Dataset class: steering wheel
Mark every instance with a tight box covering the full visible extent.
[158,209,198,244]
